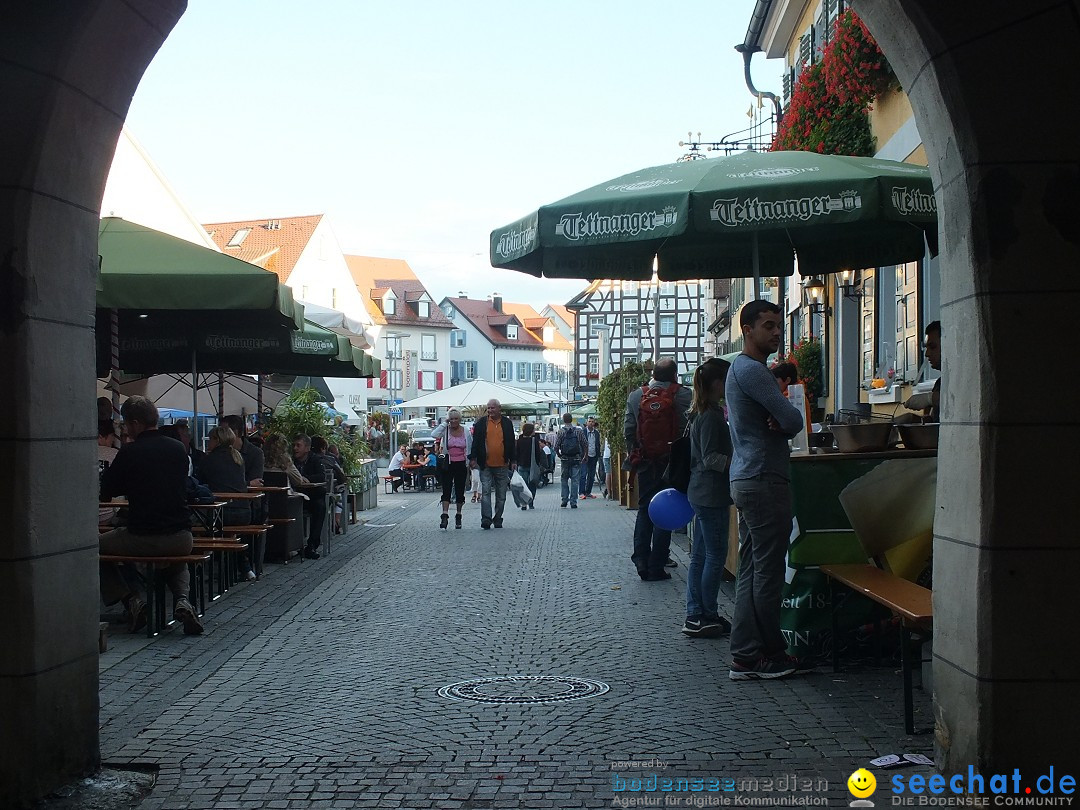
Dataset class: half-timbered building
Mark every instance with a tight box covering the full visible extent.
[566,279,706,393]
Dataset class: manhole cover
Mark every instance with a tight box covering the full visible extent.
[437,675,610,705]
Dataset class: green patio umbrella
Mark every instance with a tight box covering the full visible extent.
[96,312,378,378]
[490,151,937,281]
[97,217,301,324]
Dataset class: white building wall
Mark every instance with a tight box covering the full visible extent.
[100,127,219,250]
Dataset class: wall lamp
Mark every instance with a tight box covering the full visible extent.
[835,268,863,301]
[802,276,828,315]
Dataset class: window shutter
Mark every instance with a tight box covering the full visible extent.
[799,32,811,66]
[436,372,444,390]
[417,371,424,389]
[367,377,373,389]
[380,370,388,388]
[782,71,792,102]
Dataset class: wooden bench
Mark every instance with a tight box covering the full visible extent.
[384,474,410,494]
[99,552,211,638]
[820,563,933,735]
[191,538,248,597]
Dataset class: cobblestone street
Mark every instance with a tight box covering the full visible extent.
[99,483,933,809]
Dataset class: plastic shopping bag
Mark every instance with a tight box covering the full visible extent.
[510,468,534,504]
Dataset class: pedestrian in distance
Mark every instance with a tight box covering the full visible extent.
[725,300,808,680]
[682,357,734,638]
[514,422,543,510]
[624,357,692,581]
[554,413,586,508]
[432,409,471,529]
[468,399,516,529]
[577,417,602,499]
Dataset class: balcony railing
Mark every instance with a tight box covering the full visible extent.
[421,351,438,360]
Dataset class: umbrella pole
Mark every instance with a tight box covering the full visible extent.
[109,308,121,420]
[752,232,761,295]
[217,371,225,419]
[192,350,199,451]
[257,375,264,425]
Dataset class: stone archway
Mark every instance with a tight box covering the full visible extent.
[2,1,1078,804]
[853,0,1080,773]
[0,2,185,805]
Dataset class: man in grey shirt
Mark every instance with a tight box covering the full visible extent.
[725,300,806,680]
[624,358,693,580]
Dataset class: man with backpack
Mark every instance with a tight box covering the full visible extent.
[624,358,693,580]
[553,413,587,508]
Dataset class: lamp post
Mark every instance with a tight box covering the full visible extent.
[384,331,406,457]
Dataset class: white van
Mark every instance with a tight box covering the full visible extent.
[541,414,563,434]
[396,418,430,433]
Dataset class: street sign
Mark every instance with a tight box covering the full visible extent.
[389,408,402,416]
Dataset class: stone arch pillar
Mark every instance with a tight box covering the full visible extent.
[0,2,184,804]
[854,1,1080,773]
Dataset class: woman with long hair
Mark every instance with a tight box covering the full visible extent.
[432,409,471,529]
[682,356,734,638]
[262,432,308,488]
[197,424,256,579]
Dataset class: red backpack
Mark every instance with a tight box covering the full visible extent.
[636,383,681,460]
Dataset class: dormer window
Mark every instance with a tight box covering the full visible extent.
[506,324,518,340]
[543,326,553,343]
[418,300,430,318]
[383,294,396,316]
[227,228,251,247]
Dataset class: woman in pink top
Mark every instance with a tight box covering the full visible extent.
[431,409,472,530]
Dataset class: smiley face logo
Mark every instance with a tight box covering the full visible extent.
[848,769,877,799]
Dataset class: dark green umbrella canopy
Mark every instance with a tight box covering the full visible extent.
[95,310,378,378]
[490,151,938,281]
[98,217,300,324]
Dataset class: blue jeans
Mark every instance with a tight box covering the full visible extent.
[578,455,598,495]
[560,456,581,503]
[632,463,671,576]
[729,474,793,662]
[479,465,511,523]
[686,504,731,620]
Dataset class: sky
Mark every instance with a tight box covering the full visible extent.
[124,0,769,309]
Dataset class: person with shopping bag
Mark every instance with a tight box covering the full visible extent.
[512,423,542,510]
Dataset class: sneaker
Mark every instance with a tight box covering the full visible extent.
[681,615,707,636]
[173,599,204,636]
[125,596,147,634]
[642,570,671,581]
[245,569,257,581]
[521,505,528,511]
[570,503,578,509]
[775,653,816,672]
[303,547,321,560]
[579,495,587,500]
[560,502,568,508]
[493,519,503,528]
[588,494,597,499]
[665,558,678,568]
[729,656,796,681]
[481,520,491,530]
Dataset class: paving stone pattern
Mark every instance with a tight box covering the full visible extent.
[99,485,933,809]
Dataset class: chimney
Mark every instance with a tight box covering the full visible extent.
[492,294,503,313]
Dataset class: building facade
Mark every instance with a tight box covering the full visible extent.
[439,295,570,401]
[348,256,453,416]
[566,279,706,393]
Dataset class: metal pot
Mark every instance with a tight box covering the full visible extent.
[897,423,939,450]
[830,422,893,453]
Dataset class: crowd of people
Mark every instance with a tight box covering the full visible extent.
[97,396,348,636]
[386,401,615,531]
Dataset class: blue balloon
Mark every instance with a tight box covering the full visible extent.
[648,488,695,530]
